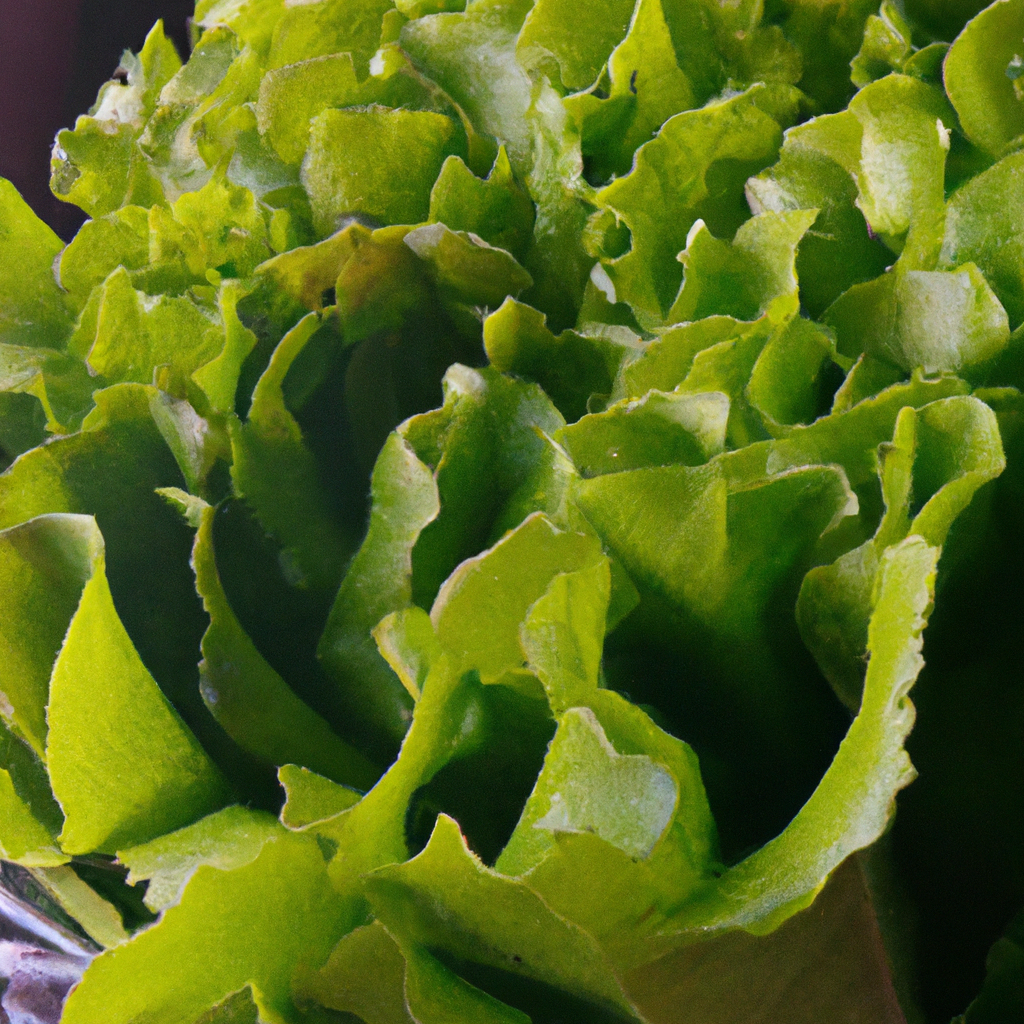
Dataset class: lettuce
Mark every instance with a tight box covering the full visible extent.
[1,0,1023,1021]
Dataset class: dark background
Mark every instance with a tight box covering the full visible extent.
[0,0,194,238]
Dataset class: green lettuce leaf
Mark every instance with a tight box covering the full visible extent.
[61,832,352,1023]
[188,499,380,788]
[592,85,796,327]
[660,535,937,938]
[944,0,1024,157]
[365,813,645,1022]
[119,804,282,912]
[302,107,462,238]
[0,179,76,348]
[44,513,229,855]
[50,21,178,216]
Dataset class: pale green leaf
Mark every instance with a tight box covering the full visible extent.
[556,390,729,476]
[61,832,353,1024]
[302,107,462,238]
[430,512,604,683]
[944,0,1024,157]
[278,764,361,830]
[46,516,230,855]
[0,179,76,347]
[119,804,282,912]
[593,85,794,327]
[365,813,644,1021]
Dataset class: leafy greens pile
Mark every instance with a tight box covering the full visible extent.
[1,0,1023,1019]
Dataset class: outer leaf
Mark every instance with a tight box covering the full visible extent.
[659,537,937,938]
[400,365,567,606]
[404,222,533,308]
[616,316,749,399]
[266,0,394,72]
[315,655,491,900]
[30,864,130,948]
[850,0,914,88]
[824,263,1010,376]
[746,112,892,317]
[400,0,535,172]
[194,0,286,58]
[78,268,221,391]
[576,458,855,628]
[299,921,415,1024]
[556,390,729,476]
[429,150,535,262]
[746,317,837,434]
[365,813,644,1022]
[257,53,437,166]
[50,22,178,216]
[0,514,96,756]
[0,384,257,801]
[119,804,282,912]
[191,281,259,417]
[940,149,1024,327]
[798,396,1005,709]
[668,209,816,325]
[565,0,707,183]
[137,29,253,201]
[430,512,604,684]
[519,559,611,712]
[46,516,229,855]
[845,74,951,269]
[58,206,151,309]
[61,833,352,1024]
[498,707,677,871]
[373,606,444,704]
[718,373,971,493]
[515,0,635,92]
[0,179,76,347]
[155,174,273,282]
[401,0,594,328]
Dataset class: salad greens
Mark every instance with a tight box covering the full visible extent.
[1,0,1023,1019]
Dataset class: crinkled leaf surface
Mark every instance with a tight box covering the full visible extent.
[302,107,461,238]
[944,0,1024,158]
[594,86,794,326]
